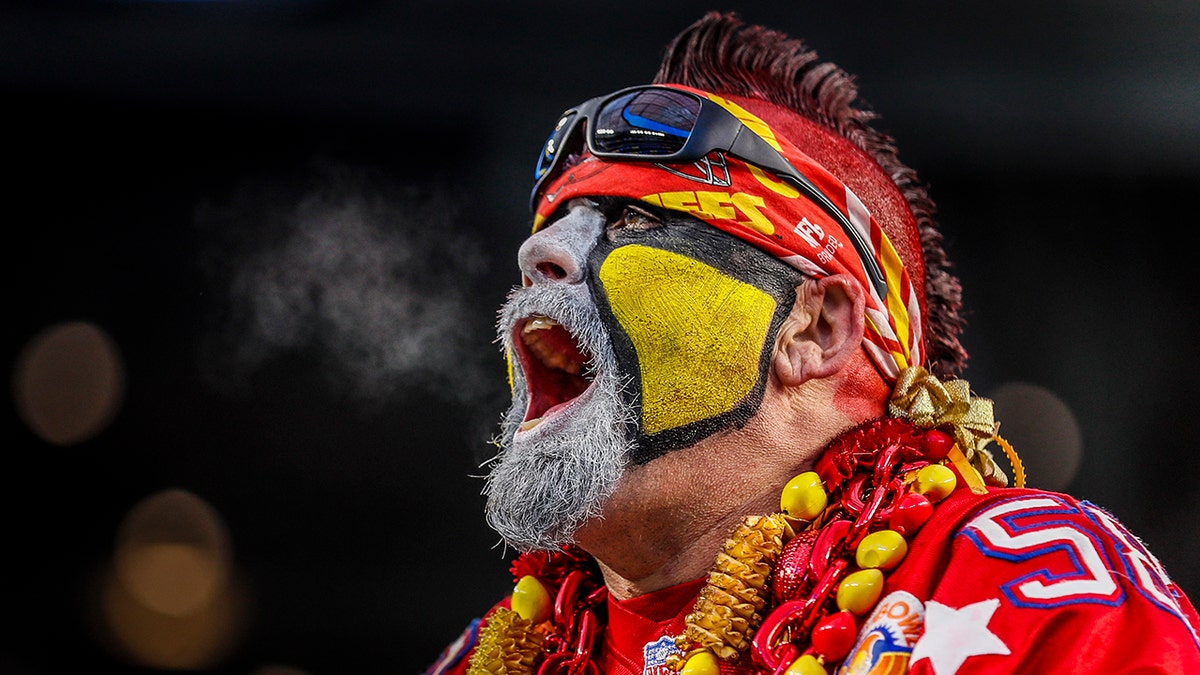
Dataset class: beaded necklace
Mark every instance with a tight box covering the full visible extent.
[466,367,1024,675]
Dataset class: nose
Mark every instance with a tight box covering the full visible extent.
[518,199,605,287]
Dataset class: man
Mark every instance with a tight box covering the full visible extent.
[427,12,1200,675]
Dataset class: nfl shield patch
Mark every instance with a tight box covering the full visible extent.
[643,635,684,675]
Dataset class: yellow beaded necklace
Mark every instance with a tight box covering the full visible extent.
[467,366,1024,675]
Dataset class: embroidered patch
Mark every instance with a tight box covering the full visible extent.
[643,635,684,675]
[836,590,924,675]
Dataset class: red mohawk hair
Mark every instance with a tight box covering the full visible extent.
[653,11,967,377]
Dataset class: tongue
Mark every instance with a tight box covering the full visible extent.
[526,363,590,421]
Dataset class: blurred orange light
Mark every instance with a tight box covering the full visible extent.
[13,320,125,445]
[989,381,1083,492]
[113,489,232,617]
[96,488,247,670]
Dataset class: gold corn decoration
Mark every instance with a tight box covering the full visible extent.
[674,513,793,662]
[466,608,545,675]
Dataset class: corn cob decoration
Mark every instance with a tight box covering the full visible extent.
[466,607,546,675]
[667,513,793,668]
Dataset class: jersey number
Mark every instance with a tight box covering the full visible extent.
[963,495,1180,614]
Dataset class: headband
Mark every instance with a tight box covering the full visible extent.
[532,85,925,382]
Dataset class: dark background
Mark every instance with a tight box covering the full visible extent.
[4,1,1199,673]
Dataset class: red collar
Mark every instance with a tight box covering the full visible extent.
[601,577,707,675]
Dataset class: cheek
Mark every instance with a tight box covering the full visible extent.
[832,349,890,420]
[598,244,777,435]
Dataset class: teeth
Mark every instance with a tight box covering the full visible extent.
[519,418,544,432]
[523,317,558,333]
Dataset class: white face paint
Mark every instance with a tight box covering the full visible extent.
[483,200,636,551]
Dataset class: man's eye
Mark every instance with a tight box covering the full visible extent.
[607,205,662,238]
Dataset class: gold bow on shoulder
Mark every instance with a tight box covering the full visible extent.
[888,366,1016,488]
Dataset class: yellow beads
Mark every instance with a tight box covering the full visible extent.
[681,650,720,675]
[855,529,908,570]
[780,471,827,520]
[915,464,957,502]
[784,654,827,675]
[511,575,551,624]
[836,568,884,615]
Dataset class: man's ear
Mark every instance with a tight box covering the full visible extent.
[772,274,866,387]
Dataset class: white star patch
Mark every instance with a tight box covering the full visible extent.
[910,598,1011,674]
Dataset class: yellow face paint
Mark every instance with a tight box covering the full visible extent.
[598,245,777,435]
[504,346,515,395]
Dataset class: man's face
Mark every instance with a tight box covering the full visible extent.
[483,197,801,551]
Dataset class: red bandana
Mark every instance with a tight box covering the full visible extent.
[532,86,924,382]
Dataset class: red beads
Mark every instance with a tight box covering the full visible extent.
[923,429,954,461]
[888,491,934,536]
[811,610,857,662]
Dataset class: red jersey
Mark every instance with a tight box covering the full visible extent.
[426,488,1200,675]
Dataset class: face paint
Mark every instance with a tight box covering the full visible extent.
[589,213,802,463]
[600,245,776,432]
[485,200,803,550]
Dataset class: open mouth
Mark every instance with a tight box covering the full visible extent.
[515,315,594,432]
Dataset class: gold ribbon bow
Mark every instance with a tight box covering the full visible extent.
[888,366,1013,489]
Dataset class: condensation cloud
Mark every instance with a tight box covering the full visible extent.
[197,163,497,413]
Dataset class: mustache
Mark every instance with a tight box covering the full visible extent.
[496,281,609,362]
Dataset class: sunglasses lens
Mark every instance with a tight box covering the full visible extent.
[593,89,700,155]
[534,111,577,180]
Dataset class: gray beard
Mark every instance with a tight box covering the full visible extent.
[483,283,635,551]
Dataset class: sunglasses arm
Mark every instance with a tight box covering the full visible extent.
[729,130,888,298]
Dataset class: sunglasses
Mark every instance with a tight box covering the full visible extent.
[530,85,887,297]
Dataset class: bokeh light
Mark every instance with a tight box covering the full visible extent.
[988,381,1084,493]
[13,320,126,445]
[112,488,233,616]
[95,488,247,670]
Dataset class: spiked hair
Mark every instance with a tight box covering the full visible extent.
[653,12,967,377]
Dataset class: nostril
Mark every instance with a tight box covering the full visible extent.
[517,201,601,285]
[536,261,568,280]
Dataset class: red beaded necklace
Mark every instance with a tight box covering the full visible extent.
[467,369,1023,675]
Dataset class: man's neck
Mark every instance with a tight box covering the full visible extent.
[572,377,865,600]
[586,489,778,600]
[572,424,811,599]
